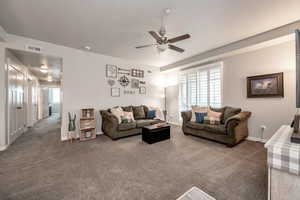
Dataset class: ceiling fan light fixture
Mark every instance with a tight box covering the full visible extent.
[41,64,48,69]
[40,69,48,73]
[157,44,168,53]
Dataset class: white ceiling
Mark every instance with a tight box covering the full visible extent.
[9,49,62,82]
[1,0,300,67]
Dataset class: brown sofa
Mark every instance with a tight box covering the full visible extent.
[100,105,164,140]
[181,106,251,147]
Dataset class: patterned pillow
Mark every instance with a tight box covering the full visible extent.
[132,106,146,119]
[110,106,124,124]
[121,112,135,123]
[195,112,207,123]
[149,106,164,120]
[146,110,156,119]
[209,106,226,123]
[191,106,208,122]
[204,116,221,125]
[207,109,222,119]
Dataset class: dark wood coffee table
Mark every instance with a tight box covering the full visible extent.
[142,123,170,144]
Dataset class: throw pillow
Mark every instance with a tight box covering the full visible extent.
[209,106,226,123]
[195,112,207,123]
[223,106,241,122]
[110,106,124,124]
[121,111,135,123]
[207,109,222,120]
[132,105,146,119]
[204,116,221,125]
[149,106,164,120]
[191,106,208,122]
[146,110,156,119]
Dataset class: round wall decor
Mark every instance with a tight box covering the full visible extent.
[119,75,130,87]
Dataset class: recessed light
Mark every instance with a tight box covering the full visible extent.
[40,69,48,73]
[41,64,48,69]
[84,46,91,51]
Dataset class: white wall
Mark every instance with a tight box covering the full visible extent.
[0,34,163,145]
[165,40,296,140]
[0,44,5,150]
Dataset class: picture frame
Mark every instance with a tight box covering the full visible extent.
[106,64,117,78]
[139,86,146,94]
[111,87,120,97]
[247,72,284,98]
[131,78,140,89]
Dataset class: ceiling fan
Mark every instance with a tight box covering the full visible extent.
[136,9,191,53]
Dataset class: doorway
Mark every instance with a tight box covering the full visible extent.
[7,65,26,144]
[5,48,63,146]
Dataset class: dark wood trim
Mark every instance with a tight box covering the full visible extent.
[247,72,284,98]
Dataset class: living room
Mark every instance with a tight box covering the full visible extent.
[0,1,300,200]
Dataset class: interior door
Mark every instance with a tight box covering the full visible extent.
[8,65,25,144]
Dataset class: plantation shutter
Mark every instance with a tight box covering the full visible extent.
[209,67,221,108]
[179,63,222,113]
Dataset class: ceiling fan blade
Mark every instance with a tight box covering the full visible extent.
[149,31,162,43]
[135,44,157,49]
[168,34,191,43]
[168,44,184,53]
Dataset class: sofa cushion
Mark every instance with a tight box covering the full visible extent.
[224,107,241,122]
[186,122,226,135]
[142,105,149,116]
[118,122,136,131]
[136,119,161,128]
[132,106,146,119]
[122,106,133,112]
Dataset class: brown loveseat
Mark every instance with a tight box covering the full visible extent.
[181,106,251,147]
[100,105,164,140]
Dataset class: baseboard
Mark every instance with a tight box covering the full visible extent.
[61,132,104,141]
[246,136,267,143]
[0,145,8,151]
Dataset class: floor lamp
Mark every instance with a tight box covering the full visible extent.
[163,87,167,121]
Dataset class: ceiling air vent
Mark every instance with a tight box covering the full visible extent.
[25,45,42,53]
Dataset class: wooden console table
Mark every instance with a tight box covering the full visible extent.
[265,125,300,200]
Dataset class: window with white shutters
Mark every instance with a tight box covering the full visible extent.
[179,63,222,112]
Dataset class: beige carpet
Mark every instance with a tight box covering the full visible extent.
[0,116,267,200]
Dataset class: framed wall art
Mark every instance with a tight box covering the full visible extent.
[131,69,144,78]
[139,86,146,94]
[111,88,120,97]
[118,75,130,87]
[247,72,284,98]
[106,64,117,78]
[118,68,131,75]
[131,78,140,89]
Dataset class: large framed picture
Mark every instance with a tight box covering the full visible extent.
[247,72,284,98]
[106,64,117,78]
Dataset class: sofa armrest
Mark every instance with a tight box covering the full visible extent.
[100,110,119,139]
[181,111,192,123]
[225,111,251,138]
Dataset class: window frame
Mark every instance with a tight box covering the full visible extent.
[179,62,223,112]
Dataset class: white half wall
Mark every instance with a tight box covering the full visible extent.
[165,40,296,140]
[0,34,163,145]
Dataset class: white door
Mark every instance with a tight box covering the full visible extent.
[27,80,38,127]
[8,65,25,144]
